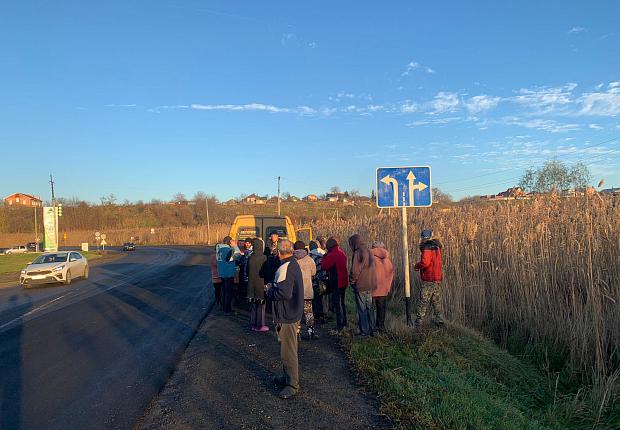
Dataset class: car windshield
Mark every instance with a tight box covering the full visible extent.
[32,253,68,264]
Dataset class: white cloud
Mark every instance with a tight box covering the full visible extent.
[568,26,587,34]
[578,83,620,116]
[399,101,418,113]
[427,92,460,114]
[402,60,435,76]
[465,95,501,113]
[407,117,463,127]
[589,124,603,130]
[308,42,317,48]
[513,83,576,113]
[502,117,580,133]
[190,103,318,115]
[106,103,137,108]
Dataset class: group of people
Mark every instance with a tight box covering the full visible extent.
[209,228,444,399]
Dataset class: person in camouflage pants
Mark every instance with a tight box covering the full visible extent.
[414,229,444,327]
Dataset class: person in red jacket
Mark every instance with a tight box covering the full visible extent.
[413,229,444,327]
[321,237,348,334]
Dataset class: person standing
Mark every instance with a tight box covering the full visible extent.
[260,231,281,285]
[247,238,269,332]
[371,241,394,332]
[216,236,241,315]
[236,238,253,307]
[293,240,317,339]
[265,239,304,399]
[309,240,327,323]
[321,237,348,335]
[210,251,222,307]
[348,234,376,336]
[413,229,444,327]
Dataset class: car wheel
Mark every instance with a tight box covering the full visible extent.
[84,266,89,279]
[64,270,72,285]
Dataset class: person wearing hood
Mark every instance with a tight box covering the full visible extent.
[371,241,394,332]
[309,239,327,323]
[294,241,317,339]
[414,229,444,328]
[348,234,377,336]
[321,237,348,334]
[247,238,269,332]
[216,236,241,315]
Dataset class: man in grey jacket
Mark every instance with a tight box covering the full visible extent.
[265,239,304,399]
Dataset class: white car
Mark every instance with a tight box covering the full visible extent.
[4,245,28,255]
[20,251,89,286]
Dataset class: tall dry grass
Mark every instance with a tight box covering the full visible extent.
[312,196,619,405]
[0,224,230,247]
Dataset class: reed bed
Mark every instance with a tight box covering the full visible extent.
[312,196,619,407]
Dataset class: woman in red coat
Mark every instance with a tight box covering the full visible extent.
[321,237,348,334]
[371,241,394,332]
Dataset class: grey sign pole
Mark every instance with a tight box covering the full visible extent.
[401,206,413,325]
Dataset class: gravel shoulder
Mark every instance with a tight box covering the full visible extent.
[139,305,392,430]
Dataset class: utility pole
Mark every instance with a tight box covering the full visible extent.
[205,197,211,245]
[49,174,58,251]
[277,176,281,216]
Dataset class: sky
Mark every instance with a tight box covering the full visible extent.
[1,1,619,203]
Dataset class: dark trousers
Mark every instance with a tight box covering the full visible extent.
[353,288,375,335]
[213,281,222,306]
[331,288,348,330]
[374,296,387,330]
[250,302,266,327]
[312,285,325,319]
[222,277,234,313]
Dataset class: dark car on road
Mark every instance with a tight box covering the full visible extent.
[122,242,136,251]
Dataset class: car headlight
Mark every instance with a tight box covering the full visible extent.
[53,265,65,272]
[21,269,27,274]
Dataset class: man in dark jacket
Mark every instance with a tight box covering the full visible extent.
[265,239,304,399]
[413,229,444,327]
[247,238,268,331]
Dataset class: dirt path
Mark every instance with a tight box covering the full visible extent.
[139,304,392,430]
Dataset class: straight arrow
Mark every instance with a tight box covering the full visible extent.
[380,175,399,207]
[407,170,428,206]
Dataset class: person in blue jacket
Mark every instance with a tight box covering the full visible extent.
[216,236,241,315]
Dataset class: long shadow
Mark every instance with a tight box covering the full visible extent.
[0,294,33,430]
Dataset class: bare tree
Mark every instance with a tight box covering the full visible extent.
[100,194,117,206]
[329,186,341,194]
[193,191,208,202]
[173,192,187,203]
[432,188,453,203]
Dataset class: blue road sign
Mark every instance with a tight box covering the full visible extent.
[376,166,432,208]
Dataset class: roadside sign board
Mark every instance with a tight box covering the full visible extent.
[43,206,58,251]
[376,166,432,208]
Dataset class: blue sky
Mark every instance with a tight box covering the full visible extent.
[1,1,619,203]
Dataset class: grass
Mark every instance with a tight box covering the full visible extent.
[343,322,619,429]
[0,251,104,274]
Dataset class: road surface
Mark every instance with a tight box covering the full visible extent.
[0,246,213,430]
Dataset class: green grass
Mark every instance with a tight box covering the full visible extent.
[340,293,618,430]
[0,251,104,274]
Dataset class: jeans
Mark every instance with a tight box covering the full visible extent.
[353,287,375,335]
[331,288,348,330]
[213,281,222,306]
[374,296,386,331]
[222,277,235,313]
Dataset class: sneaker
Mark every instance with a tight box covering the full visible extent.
[257,325,270,332]
[279,385,298,399]
[250,326,258,332]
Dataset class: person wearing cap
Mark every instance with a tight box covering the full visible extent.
[265,239,304,399]
[413,229,444,327]
[321,237,349,334]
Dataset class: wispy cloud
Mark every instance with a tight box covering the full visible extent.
[578,82,620,116]
[106,103,137,108]
[401,60,435,76]
[190,103,316,115]
[568,26,587,34]
[502,117,580,133]
[427,91,460,114]
[465,95,501,114]
[512,83,576,113]
[407,117,463,127]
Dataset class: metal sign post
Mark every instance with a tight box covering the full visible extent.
[376,166,432,326]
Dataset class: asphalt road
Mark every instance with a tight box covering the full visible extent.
[0,246,214,430]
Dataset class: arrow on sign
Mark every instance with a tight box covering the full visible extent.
[407,170,429,206]
[380,175,399,207]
